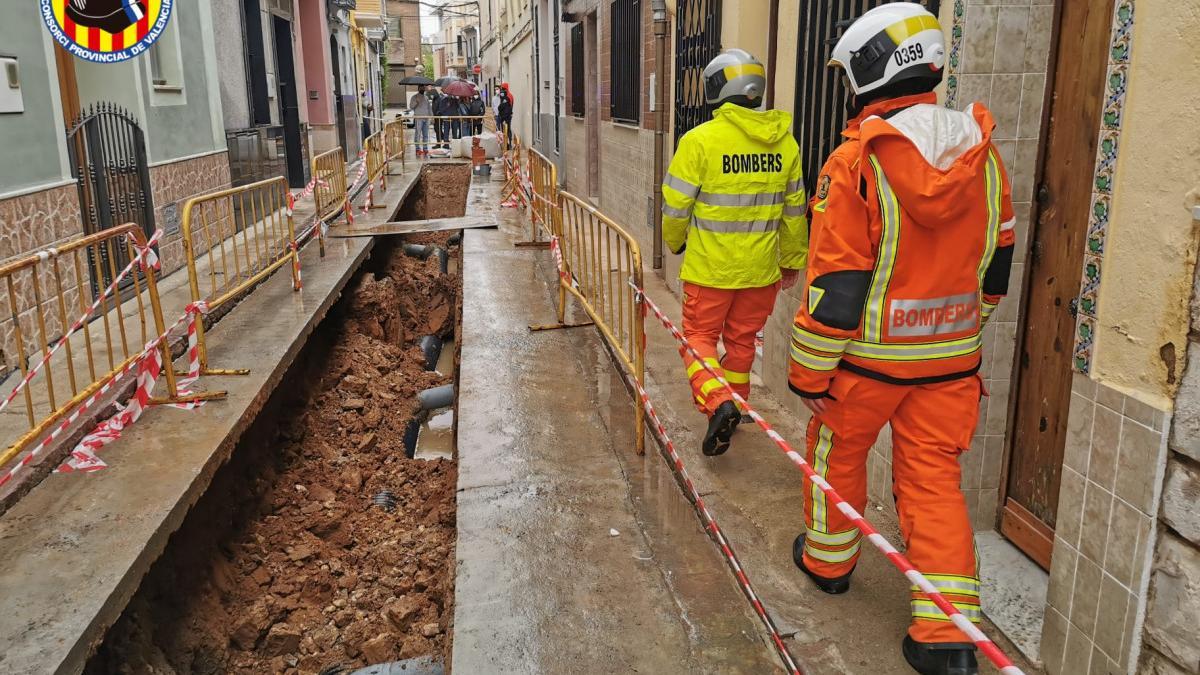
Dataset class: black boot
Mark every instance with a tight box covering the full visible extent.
[902,636,978,675]
[702,401,740,456]
[792,534,855,594]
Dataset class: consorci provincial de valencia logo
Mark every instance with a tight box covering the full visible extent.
[40,0,174,64]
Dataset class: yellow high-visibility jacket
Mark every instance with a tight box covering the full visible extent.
[662,103,809,289]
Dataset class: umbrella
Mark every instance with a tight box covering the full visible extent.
[441,80,477,97]
[434,77,458,87]
[398,75,435,85]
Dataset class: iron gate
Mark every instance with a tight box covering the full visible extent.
[673,0,721,144]
[793,0,940,192]
[66,104,156,292]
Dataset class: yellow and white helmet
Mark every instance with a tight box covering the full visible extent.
[830,2,945,97]
[703,49,766,107]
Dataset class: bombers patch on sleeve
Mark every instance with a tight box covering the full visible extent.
[816,174,831,200]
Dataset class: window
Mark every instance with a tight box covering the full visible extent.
[792,0,940,191]
[608,0,640,123]
[457,34,463,56]
[570,24,584,117]
[146,4,184,100]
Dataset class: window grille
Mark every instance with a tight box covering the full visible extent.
[609,0,641,123]
[792,0,940,192]
[672,0,720,144]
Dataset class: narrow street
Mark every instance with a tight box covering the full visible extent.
[1,2,1198,675]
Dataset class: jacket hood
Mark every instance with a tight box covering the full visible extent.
[713,103,794,143]
[859,101,998,229]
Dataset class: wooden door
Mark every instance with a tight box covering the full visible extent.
[1002,0,1115,570]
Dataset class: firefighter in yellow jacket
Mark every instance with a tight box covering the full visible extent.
[661,49,809,456]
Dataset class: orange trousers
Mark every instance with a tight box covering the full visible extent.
[802,368,983,644]
[680,281,779,415]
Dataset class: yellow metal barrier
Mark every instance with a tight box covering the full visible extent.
[0,224,216,472]
[517,147,555,249]
[180,176,301,376]
[312,146,350,225]
[384,119,407,172]
[534,191,646,455]
[365,129,388,194]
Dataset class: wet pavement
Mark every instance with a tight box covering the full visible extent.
[454,190,779,671]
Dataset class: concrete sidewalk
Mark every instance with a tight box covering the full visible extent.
[453,188,782,672]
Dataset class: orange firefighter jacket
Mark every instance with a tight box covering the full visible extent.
[789,93,1016,396]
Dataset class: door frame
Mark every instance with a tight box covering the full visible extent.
[997,0,1092,569]
[272,15,306,188]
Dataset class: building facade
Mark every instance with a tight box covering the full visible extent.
[0,2,230,277]
[385,0,424,107]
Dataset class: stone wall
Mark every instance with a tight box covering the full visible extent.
[1137,290,1200,673]
[149,151,234,276]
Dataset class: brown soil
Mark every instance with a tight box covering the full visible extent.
[396,164,472,221]
[84,231,463,675]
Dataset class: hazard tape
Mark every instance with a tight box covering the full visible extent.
[631,281,1024,675]
[0,230,163,418]
[0,302,204,488]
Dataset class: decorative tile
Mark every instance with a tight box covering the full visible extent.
[944,0,967,110]
[1073,1,1135,375]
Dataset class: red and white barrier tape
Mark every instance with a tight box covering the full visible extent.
[631,281,1024,675]
[0,230,163,417]
[0,301,204,487]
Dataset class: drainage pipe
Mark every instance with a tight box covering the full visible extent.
[417,384,455,410]
[431,246,450,274]
[418,335,443,371]
[403,243,433,259]
[651,0,668,271]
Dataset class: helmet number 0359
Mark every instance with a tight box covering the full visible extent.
[893,43,925,67]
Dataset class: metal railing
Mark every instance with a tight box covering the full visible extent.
[180,176,301,376]
[519,147,556,248]
[384,119,407,172]
[0,224,210,471]
[535,191,646,455]
[365,129,388,191]
[312,146,350,225]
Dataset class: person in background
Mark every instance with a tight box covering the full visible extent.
[660,48,809,457]
[455,96,471,139]
[430,87,445,148]
[435,91,459,144]
[497,85,513,142]
[408,85,432,157]
[360,88,373,140]
[468,92,486,135]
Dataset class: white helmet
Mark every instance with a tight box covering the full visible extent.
[830,3,946,98]
[703,49,766,107]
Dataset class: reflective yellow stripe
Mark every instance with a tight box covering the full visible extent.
[913,574,981,598]
[885,14,940,45]
[806,539,860,563]
[698,190,785,208]
[811,424,834,532]
[806,527,860,547]
[813,198,828,213]
[864,155,901,343]
[686,358,721,378]
[911,600,981,623]
[724,370,750,385]
[699,378,726,396]
[845,335,981,361]
[791,344,840,371]
[723,62,766,80]
[664,173,700,198]
[981,301,998,322]
[793,326,850,354]
[976,152,1001,285]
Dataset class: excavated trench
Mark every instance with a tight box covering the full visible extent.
[84,163,472,675]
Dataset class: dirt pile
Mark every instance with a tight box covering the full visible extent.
[85,234,461,675]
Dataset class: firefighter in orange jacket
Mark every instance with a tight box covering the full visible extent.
[787,5,1014,674]
[661,49,809,457]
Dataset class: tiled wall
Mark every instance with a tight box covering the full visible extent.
[149,151,233,275]
[1038,374,1166,675]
